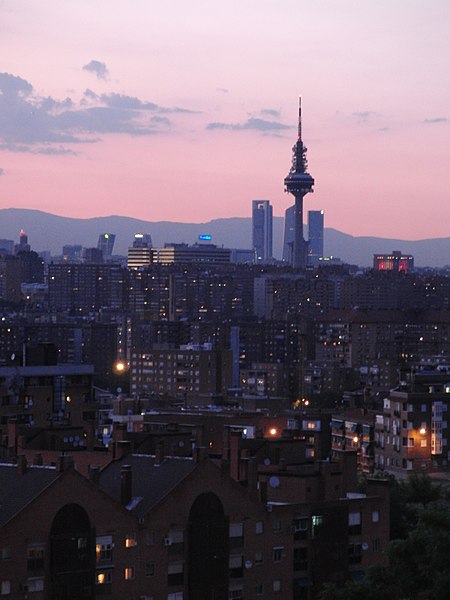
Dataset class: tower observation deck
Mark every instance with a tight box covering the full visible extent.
[284,97,314,269]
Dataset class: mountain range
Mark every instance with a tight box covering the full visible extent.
[0,208,448,268]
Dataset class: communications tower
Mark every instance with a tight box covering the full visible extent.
[284,97,314,269]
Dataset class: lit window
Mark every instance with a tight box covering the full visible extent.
[96,570,112,585]
[125,535,137,548]
[255,521,264,535]
[96,535,113,562]
[372,511,380,523]
[124,566,135,580]
[312,515,323,538]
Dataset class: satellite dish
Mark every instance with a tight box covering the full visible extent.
[269,476,280,488]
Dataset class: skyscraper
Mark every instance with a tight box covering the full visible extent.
[282,204,294,263]
[252,200,273,263]
[284,98,314,269]
[308,209,324,265]
[97,233,116,260]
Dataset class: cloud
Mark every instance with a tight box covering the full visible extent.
[0,167,4,176]
[423,117,447,124]
[82,60,109,80]
[0,72,194,153]
[352,111,378,123]
[216,87,229,94]
[261,108,280,117]
[206,117,291,132]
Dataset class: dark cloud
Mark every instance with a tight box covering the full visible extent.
[206,117,291,132]
[0,72,194,153]
[82,60,109,80]
[0,167,4,176]
[261,108,280,117]
[423,117,447,124]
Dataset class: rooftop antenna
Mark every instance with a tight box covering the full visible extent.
[297,96,302,141]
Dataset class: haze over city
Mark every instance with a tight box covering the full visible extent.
[1,0,449,240]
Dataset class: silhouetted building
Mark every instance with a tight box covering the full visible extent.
[252,200,273,263]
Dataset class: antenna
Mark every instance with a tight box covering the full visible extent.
[297,96,302,141]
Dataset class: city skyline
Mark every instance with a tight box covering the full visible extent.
[0,1,449,240]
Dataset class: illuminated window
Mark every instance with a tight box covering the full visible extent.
[255,521,264,534]
[96,570,112,585]
[312,515,323,538]
[125,535,137,548]
[96,536,112,562]
[124,566,135,580]
[372,511,380,523]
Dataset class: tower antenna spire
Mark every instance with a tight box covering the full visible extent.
[298,96,302,141]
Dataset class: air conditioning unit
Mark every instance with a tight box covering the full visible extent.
[163,536,173,546]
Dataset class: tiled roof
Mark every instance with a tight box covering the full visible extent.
[98,454,197,517]
[0,464,58,527]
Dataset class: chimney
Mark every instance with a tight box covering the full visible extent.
[88,465,101,485]
[121,465,132,507]
[114,440,132,460]
[17,454,27,475]
[57,454,74,473]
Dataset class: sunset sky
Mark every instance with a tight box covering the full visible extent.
[0,0,448,239]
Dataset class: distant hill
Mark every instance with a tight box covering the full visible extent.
[0,208,448,268]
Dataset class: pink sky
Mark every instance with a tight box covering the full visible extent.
[0,0,449,239]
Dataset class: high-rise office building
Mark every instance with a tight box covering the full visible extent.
[252,200,273,263]
[284,98,314,269]
[127,233,153,269]
[308,209,324,265]
[97,233,116,260]
[282,204,295,263]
